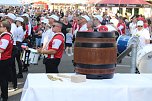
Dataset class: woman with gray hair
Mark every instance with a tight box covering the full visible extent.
[87,21,94,32]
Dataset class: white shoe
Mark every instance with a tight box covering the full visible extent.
[8,88,18,92]
[67,54,72,56]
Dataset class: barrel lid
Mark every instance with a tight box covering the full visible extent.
[76,32,115,38]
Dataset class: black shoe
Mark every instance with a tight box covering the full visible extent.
[22,67,28,72]
[1,98,7,101]
[17,73,23,78]
[72,60,76,66]
[22,68,28,72]
[118,59,122,63]
[135,68,140,74]
[8,87,18,92]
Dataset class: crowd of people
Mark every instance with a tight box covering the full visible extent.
[0,5,152,101]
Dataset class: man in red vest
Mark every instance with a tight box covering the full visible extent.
[37,21,64,73]
[117,16,126,35]
[0,20,13,101]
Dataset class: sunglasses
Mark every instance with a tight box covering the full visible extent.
[52,25,61,28]
[93,18,98,20]
[137,26,143,27]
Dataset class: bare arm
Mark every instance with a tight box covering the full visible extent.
[37,48,57,55]
[0,49,4,53]
[145,39,150,44]
[41,49,57,55]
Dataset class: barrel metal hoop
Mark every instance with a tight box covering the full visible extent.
[75,42,115,48]
[75,63,115,69]
[76,32,115,38]
[75,37,116,43]
[75,67,115,74]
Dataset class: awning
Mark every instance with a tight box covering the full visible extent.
[96,0,150,4]
[91,0,152,8]
[33,1,47,5]
[49,0,87,4]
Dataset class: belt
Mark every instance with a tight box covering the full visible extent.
[46,58,60,60]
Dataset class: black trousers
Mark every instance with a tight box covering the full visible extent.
[45,58,61,73]
[0,79,8,100]
[10,46,20,89]
[10,56,17,88]
[14,43,23,74]
[0,58,11,100]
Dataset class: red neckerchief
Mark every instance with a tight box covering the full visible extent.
[72,21,79,34]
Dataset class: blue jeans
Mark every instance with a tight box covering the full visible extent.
[36,38,42,48]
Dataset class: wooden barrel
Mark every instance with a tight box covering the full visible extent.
[74,32,117,79]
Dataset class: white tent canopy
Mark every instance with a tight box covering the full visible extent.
[0,0,23,6]
[49,0,88,4]
[21,0,88,4]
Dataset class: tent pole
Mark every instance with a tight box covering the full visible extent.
[132,8,134,16]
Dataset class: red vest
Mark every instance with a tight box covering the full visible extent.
[117,23,126,35]
[48,33,64,59]
[0,32,13,60]
[25,25,29,38]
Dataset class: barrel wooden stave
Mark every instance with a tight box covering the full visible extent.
[74,47,117,64]
[74,32,117,79]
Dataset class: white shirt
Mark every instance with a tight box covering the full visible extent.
[42,28,55,50]
[16,26,24,42]
[110,18,118,27]
[41,31,46,44]
[66,33,73,44]
[79,23,88,31]
[132,28,150,48]
[73,23,88,38]
[68,14,73,22]
[10,23,17,45]
[129,22,137,35]
[0,32,10,50]
[28,21,32,36]
[106,24,117,32]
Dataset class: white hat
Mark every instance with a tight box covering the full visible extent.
[41,18,49,24]
[16,17,24,22]
[48,14,59,21]
[40,17,45,21]
[125,19,129,23]
[0,13,5,17]
[81,15,90,22]
[22,13,29,18]
[5,13,16,20]
[111,13,115,17]
[93,15,103,22]
[137,20,144,26]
